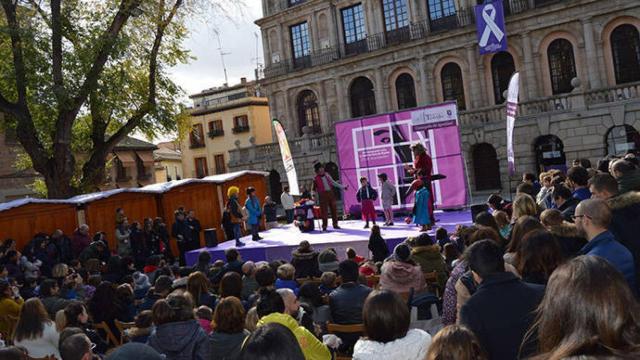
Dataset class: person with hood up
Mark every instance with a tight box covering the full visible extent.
[410,233,448,290]
[226,186,245,247]
[290,241,320,278]
[256,288,331,360]
[379,244,425,294]
[147,294,211,360]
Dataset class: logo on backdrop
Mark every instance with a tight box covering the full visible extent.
[475,1,507,54]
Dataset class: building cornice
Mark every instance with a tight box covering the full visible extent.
[190,99,269,116]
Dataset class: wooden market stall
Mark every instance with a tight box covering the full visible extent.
[0,199,78,250]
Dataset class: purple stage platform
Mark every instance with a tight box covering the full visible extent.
[185,209,472,265]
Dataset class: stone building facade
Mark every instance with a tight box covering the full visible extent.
[0,115,38,201]
[229,0,640,203]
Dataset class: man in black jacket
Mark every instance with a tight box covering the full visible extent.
[186,210,202,251]
[329,260,372,353]
[460,240,544,360]
[171,212,192,266]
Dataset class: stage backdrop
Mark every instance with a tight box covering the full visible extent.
[335,101,468,215]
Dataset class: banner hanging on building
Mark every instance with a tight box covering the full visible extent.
[506,72,520,176]
[475,1,507,54]
[273,119,300,196]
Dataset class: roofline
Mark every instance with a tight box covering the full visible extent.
[190,99,269,116]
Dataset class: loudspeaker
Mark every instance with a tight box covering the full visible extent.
[204,229,218,247]
[470,203,489,222]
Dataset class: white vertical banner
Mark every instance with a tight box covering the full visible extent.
[273,119,300,195]
[506,72,520,177]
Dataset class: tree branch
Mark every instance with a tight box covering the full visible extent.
[28,0,79,47]
[1,0,29,107]
[51,0,65,102]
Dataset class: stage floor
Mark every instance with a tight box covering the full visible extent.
[185,209,472,265]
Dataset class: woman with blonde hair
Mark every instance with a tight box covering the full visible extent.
[511,194,538,223]
[13,298,60,359]
[426,325,487,360]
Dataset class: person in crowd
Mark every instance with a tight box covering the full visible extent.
[194,306,213,334]
[514,229,564,284]
[186,210,202,251]
[210,296,250,360]
[290,240,320,279]
[71,225,91,259]
[426,324,487,360]
[147,294,211,360]
[378,173,396,226]
[241,261,258,300]
[138,275,173,311]
[460,240,545,360]
[411,179,431,232]
[115,219,131,257]
[247,265,277,306]
[192,251,212,277]
[539,209,586,258]
[298,282,331,327]
[277,288,314,335]
[313,162,347,232]
[492,210,511,239]
[172,212,192,266]
[129,222,146,266]
[63,301,108,354]
[511,194,538,223]
[263,196,278,230]
[317,248,339,273]
[443,243,460,271]
[40,279,72,319]
[345,248,365,265]
[566,166,592,200]
[50,230,73,265]
[126,310,153,343]
[281,186,296,224]
[318,272,337,296]
[225,187,245,247]
[0,279,23,343]
[575,199,636,290]
[186,271,216,308]
[329,260,372,353]
[380,244,425,294]
[522,172,541,197]
[352,290,432,360]
[239,322,305,360]
[115,208,126,228]
[410,233,447,290]
[611,159,640,193]
[219,272,245,302]
[152,217,173,263]
[552,185,581,222]
[367,225,389,263]
[114,284,136,322]
[536,172,553,210]
[0,346,28,360]
[516,182,536,200]
[573,157,592,169]
[245,187,263,241]
[275,263,299,295]
[256,288,331,360]
[212,248,245,284]
[105,342,166,359]
[486,194,512,218]
[88,281,120,337]
[78,240,106,265]
[356,176,378,229]
[3,250,23,279]
[142,218,159,257]
[473,212,504,245]
[528,256,640,359]
[59,333,94,360]
[504,216,545,265]
[13,298,60,359]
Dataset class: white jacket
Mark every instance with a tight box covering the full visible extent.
[15,321,61,359]
[353,328,431,360]
[281,192,295,210]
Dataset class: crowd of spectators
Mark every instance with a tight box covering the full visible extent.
[0,154,639,359]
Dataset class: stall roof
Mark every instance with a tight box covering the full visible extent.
[0,197,77,213]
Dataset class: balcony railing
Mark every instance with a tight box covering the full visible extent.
[229,133,334,165]
[534,0,563,7]
[189,142,205,149]
[208,129,224,138]
[232,126,250,134]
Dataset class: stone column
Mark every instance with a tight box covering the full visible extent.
[581,17,601,90]
[375,68,388,113]
[327,9,339,48]
[465,45,483,108]
[364,0,376,36]
[282,88,294,132]
[520,31,538,100]
[335,76,349,119]
[417,57,430,105]
[318,80,329,132]
[309,13,319,52]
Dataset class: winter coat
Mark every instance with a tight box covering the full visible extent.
[572,187,591,201]
[618,168,640,194]
[460,272,545,360]
[209,330,250,360]
[79,242,104,264]
[580,230,637,291]
[281,192,295,210]
[257,312,331,360]
[147,320,211,360]
[356,185,378,202]
[412,187,431,226]
[71,230,91,258]
[442,260,467,326]
[187,217,202,249]
[558,197,580,222]
[263,202,278,222]
[171,220,192,245]
[115,227,131,257]
[0,296,23,341]
[353,328,432,360]
[41,296,72,319]
[547,223,587,258]
[291,249,321,278]
[245,196,262,225]
[380,181,396,208]
[410,245,448,290]
[368,233,389,263]
[329,282,372,325]
[380,260,426,294]
[608,191,640,292]
[275,279,299,296]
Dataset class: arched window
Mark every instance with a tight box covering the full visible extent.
[606,125,640,156]
[547,39,576,94]
[441,62,466,110]
[472,143,501,191]
[395,73,417,110]
[296,90,320,136]
[610,24,640,84]
[534,135,566,173]
[350,77,377,117]
[269,170,282,204]
[491,52,516,104]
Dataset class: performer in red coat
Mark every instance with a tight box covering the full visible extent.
[405,143,435,224]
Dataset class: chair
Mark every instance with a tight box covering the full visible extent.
[424,271,442,297]
[114,319,135,344]
[94,321,120,347]
[326,323,365,360]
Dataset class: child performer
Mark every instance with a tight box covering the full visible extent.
[356,176,378,229]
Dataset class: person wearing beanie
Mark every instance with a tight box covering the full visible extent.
[380,243,426,294]
[317,248,339,273]
[410,233,448,290]
[225,186,245,247]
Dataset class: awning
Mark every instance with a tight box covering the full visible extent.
[135,151,155,167]
[114,151,135,166]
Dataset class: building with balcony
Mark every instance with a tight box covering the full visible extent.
[229,0,640,200]
[180,78,271,179]
[154,142,183,183]
[107,136,158,188]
